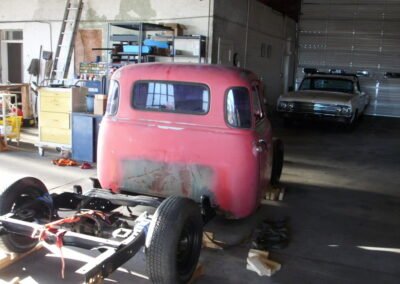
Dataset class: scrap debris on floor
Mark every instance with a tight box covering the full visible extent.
[246,249,281,277]
[202,216,289,278]
[52,158,79,167]
[252,218,290,250]
[245,218,289,277]
[51,158,92,169]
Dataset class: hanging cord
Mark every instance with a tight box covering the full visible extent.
[34,210,109,278]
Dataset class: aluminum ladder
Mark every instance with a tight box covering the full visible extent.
[51,0,83,81]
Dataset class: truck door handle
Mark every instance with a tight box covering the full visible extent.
[256,139,267,153]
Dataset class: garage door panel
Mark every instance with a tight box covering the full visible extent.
[382,23,400,37]
[324,52,352,67]
[299,1,400,117]
[302,2,400,20]
[382,38,400,53]
[298,50,326,66]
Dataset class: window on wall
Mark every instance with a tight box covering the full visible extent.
[4,30,23,40]
[132,81,209,115]
[225,87,252,129]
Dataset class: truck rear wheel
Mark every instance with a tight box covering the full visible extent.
[145,196,203,284]
[271,138,284,185]
[0,177,52,253]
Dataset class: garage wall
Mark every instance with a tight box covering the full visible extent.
[212,0,297,106]
[298,0,400,117]
[0,0,214,82]
[0,0,297,106]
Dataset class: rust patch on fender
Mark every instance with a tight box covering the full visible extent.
[120,160,215,203]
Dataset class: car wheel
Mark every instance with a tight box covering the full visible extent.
[0,177,52,253]
[145,196,203,284]
[271,138,284,186]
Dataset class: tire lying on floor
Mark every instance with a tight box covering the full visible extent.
[0,177,53,253]
[145,196,203,284]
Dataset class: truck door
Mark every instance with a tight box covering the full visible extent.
[252,83,272,198]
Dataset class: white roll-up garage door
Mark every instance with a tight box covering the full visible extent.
[297,0,400,117]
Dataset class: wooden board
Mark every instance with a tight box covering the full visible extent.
[246,249,281,277]
[189,263,204,284]
[202,232,223,250]
[0,245,43,270]
[20,85,32,119]
[265,185,285,201]
[0,135,7,152]
[74,29,103,74]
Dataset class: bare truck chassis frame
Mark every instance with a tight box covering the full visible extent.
[0,186,215,283]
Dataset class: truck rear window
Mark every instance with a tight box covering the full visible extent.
[132,81,209,114]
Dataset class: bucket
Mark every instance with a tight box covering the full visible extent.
[86,95,94,113]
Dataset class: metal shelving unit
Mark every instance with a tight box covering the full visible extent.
[107,22,173,64]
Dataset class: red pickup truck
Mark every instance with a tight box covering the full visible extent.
[99,63,283,218]
[0,63,283,283]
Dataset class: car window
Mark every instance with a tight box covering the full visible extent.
[132,81,209,114]
[226,87,252,129]
[252,85,265,124]
[300,78,311,90]
[106,80,119,116]
[300,77,354,93]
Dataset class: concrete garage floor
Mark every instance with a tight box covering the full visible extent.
[0,116,400,283]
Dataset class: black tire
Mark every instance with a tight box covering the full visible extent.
[145,196,203,284]
[0,177,52,253]
[271,138,284,186]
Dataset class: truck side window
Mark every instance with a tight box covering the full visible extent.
[225,87,252,129]
[106,80,119,116]
[252,85,265,124]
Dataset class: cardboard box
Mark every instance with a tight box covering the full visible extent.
[94,94,107,115]
[161,23,184,36]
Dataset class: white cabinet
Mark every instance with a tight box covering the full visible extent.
[173,36,206,63]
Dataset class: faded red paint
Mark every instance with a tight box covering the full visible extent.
[97,63,273,219]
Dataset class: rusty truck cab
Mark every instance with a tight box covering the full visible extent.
[98,63,276,219]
